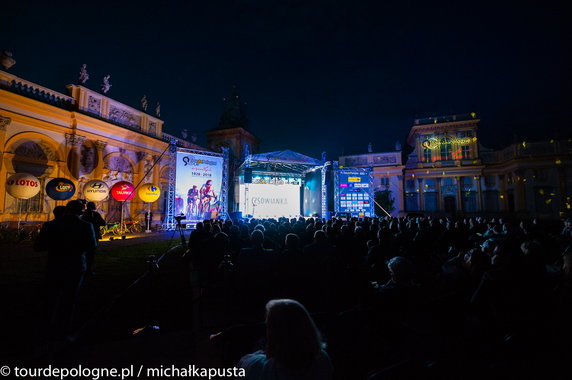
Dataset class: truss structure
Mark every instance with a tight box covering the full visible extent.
[164,140,178,230]
[321,161,331,219]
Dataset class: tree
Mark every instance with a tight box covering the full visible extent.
[374,189,395,216]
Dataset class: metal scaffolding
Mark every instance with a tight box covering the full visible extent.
[164,140,178,230]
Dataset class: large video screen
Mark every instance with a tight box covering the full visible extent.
[176,151,224,220]
[239,183,300,219]
[338,169,374,218]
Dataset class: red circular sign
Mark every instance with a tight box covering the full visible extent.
[111,181,135,201]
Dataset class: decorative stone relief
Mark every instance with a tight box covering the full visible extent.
[65,133,86,147]
[104,155,133,173]
[0,115,11,130]
[346,156,368,166]
[87,95,101,115]
[103,155,133,182]
[373,154,397,165]
[94,140,107,151]
[109,105,141,129]
[136,151,147,161]
[148,121,157,136]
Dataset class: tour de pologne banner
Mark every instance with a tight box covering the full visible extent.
[175,151,223,220]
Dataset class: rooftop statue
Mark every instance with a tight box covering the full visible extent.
[78,64,89,84]
[101,75,112,94]
[1,51,16,70]
[218,85,248,130]
[155,102,161,118]
[141,95,148,112]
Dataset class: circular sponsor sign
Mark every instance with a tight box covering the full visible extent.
[6,173,41,199]
[46,177,76,200]
[111,181,135,202]
[138,183,161,203]
[84,180,110,202]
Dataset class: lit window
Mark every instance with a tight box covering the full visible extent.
[461,145,471,159]
[440,137,453,160]
[423,147,432,162]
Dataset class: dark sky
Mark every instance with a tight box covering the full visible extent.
[2,0,570,159]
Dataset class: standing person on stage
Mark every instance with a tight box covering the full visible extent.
[187,185,199,217]
[199,179,217,214]
[34,200,97,341]
[82,201,106,275]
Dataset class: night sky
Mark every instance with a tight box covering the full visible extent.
[2,1,570,159]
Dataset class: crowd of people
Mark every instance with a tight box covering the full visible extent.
[187,215,572,379]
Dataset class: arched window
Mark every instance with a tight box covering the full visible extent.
[440,137,452,160]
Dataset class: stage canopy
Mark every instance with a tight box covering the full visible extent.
[242,150,324,175]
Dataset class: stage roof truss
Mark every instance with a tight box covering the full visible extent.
[239,149,324,176]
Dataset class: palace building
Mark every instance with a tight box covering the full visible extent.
[0,67,205,226]
[341,113,572,218]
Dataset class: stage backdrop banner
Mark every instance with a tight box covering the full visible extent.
[239,183,300,219]
[176,151,224,220]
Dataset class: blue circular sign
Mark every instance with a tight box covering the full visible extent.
[46,177,76,201]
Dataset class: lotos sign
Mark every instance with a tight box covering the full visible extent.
[138,183,161,203]
[84,180,110,202]
[111,181,135,202]
[46,178,76,201]
[6,173,41,199]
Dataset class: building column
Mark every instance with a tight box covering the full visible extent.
[456,176,464,212]
[498,174,508,212]
[133,151,148,217]
[151,155,161,218]
[417,178,424,211]
[65,133,86,181]
[557,167,568,214]
[436,177,443,213]
[93,140,107,180]
[397,175,405,214]
[514,170,526,212]
[475,176,483,212]
[0,116,11,215]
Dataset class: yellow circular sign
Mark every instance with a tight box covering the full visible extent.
[138,183,161,203]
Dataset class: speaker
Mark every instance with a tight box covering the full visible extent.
[244,168,253,183]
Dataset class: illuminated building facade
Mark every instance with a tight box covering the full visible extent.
[341,113,571,218]
[0,68,205,225]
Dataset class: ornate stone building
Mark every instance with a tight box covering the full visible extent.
[340,113,572,218]
[0,68,204,225]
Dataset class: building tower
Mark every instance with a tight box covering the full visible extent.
[205,86,260,213]
[205,85,260,161]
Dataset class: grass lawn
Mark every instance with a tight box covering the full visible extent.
[0,237,192,360]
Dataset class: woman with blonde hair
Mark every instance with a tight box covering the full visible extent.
[238,299,333,379]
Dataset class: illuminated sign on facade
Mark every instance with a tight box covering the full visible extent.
[421,136,476,150]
